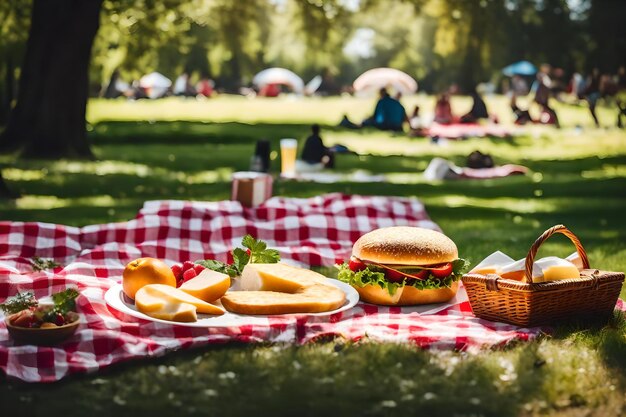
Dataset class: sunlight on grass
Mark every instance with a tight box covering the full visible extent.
[15,195,127,210]
[86,95,619,130]
[2,168,47,181]
[184,168,233,184]
[425,195,557,213]
[581,164,626,179]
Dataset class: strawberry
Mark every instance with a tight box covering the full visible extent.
[171,264,183,280]
[54,312,65,326]
[182,261,195,271]
[182,268,197,282]
[193,264,205,274]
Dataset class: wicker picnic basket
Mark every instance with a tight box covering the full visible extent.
[462,225,625,327]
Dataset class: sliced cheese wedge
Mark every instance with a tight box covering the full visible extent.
[221,263,346,315]
[140,300,198,322]
[179,269,230,302]
[135,284,225,317]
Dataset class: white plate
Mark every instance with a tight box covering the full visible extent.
[104,280,360,328]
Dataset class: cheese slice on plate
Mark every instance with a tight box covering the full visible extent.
[179,269,230,302]
[135,284,225,319]
[221,263,346,315]
[139,300,198,322]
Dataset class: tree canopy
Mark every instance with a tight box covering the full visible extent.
[1,0,625,107]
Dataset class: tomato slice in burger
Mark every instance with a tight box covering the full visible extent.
[385,268,405,282]
[430,263,453,278]
[410,269,429,280]
[348,258,367,272]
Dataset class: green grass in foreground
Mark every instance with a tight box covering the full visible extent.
[1,96,626,417]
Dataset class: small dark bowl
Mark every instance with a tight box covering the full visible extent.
[6,317,80,345]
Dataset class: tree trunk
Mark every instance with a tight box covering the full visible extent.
[0,56,14,125]
[0,0,102,159]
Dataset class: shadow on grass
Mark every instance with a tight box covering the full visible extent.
[89,120,346,145]
[0,339,551,417]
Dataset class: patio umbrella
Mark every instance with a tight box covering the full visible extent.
[139,72,172,99]
[502,61,537,77]
[353,68,418,95]
[252,68,304,94]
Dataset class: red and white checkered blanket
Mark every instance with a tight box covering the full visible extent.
[0,194,551,382]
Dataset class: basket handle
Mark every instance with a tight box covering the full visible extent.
[524,225,590,283]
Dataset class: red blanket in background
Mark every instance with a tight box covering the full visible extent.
[1,194,546,382]
[427,123,513,139]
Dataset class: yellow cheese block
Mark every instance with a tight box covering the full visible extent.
[135,284,225,317]
[472,266,499,275]
[179,269,230,302]
[541,264,580,282]
[221,263,346,315]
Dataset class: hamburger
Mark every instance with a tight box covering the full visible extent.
[337,226,468,306]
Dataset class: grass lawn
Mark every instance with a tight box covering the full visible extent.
[1,96,626,416]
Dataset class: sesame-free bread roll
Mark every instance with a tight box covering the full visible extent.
[353,226,458,265]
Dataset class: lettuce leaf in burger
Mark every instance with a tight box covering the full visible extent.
[336,227,469,306]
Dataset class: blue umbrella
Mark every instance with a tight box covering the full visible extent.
[502,61,537,77]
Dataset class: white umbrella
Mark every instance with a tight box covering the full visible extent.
[252,68,304,94]
[139,72,172,99]
[139,72,172,89]
[353,68,418,95]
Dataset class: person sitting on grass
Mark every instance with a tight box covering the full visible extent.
[301,124,334,169]
[510,93,534,125]
[460,87,489,123]
[433,92,454,124]
[361,88,407,132]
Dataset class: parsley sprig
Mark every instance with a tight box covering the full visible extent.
[0,292,38,315]
[195,235,280,278]
[31,257,61,272]
[0,288,79,317]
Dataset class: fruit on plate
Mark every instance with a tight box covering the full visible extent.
[179,269,230,302]
[171,261,207,287]
[123,258,176,299]
[135,284,224,322]
[220,263,346,315]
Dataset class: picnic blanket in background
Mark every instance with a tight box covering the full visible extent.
[426,123,513,139]
[0,193,547,382]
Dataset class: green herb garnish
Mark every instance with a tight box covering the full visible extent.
[31,257,61,272]
[195,235,280,278]
[0,292,38,314]
[52,288,79,314]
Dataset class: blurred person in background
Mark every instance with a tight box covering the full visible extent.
[460,87,489,123]
[584,68,602,127]
[174,71,196,97]
[301,124,334,169]
[533,65,560,128]
[433,92,454,124]
[196,74,215,97]
[615,66,626,128]
[362,88,407,131]
[102,69,129,99]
